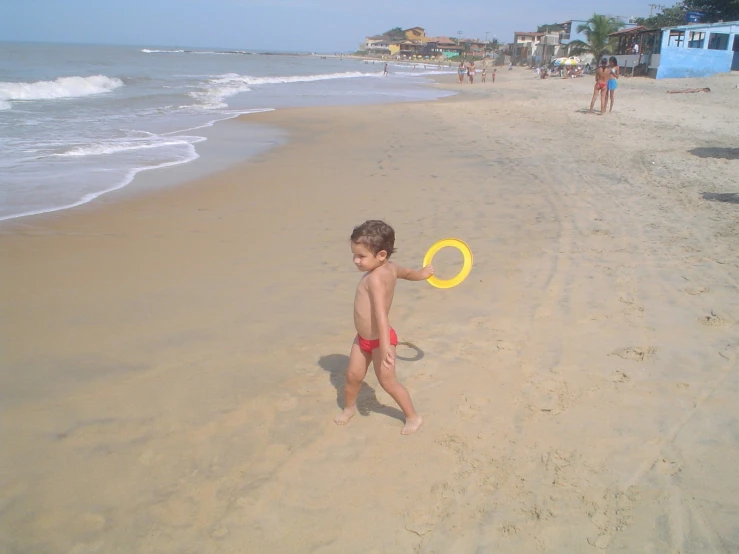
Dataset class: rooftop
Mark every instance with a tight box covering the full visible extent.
[662,19,739,31]
[609,25,651,36]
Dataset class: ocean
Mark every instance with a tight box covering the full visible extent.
[0,42,454,221]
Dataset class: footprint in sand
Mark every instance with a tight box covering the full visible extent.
[275,393,298,412]
[524,378,569,415]
[456,394,484,420]
[498,523,520,536]
[590,229,612,237]
[610,346,656,361]
[719,344,738,361]
[404,482,451,536]
[699,310,725,326]
[654,458,681,476]
[685,285,710,295]
[613,371,630,383]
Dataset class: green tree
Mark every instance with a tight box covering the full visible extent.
[537,23,562,33]
[634,3,687,27]
[635,0,739,28]
[684,0,739,22]
[383,27,406,40]
[567,14,625,61]
[485,38,500,51]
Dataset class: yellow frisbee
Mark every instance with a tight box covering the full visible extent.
[423,238,473,289]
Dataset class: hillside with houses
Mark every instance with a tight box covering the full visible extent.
[360,27,493,61]
[361,15,739,79]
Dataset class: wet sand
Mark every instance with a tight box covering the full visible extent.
[2,69,739,552]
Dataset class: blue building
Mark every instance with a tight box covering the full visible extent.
[655,21,739,78]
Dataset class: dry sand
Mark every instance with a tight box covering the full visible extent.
[2,69,739,553]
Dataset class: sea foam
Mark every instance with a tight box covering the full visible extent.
[0,75,124,107]
[141,49,186,53]
[53,136,205,158]
[212,71,377,86]
[189,71,378,109]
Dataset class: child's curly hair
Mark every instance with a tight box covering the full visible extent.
[350,220,396,258]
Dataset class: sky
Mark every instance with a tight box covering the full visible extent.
[2,0,657,52]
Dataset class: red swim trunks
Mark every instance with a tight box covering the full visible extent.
[357,328,398,353]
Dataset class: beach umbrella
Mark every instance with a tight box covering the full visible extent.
[554,57,580,66]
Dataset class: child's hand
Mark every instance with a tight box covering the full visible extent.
[420,265,434,279]
[382,349,395,371]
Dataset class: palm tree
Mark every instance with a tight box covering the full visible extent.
[567,14,624,62]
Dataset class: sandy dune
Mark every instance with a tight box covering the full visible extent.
[2,69,738,552]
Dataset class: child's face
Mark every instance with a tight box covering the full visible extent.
[351,241,387,272]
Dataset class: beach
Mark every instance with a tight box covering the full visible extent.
[2,69,739,552]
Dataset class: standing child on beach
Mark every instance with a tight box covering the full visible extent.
[334,220,432,435]
[481,66,486,83]
[491,68,496,83]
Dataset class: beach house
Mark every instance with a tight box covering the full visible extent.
[655,20,739,78]
[609,20,739,78]
[403,27,428,41]
[425,37,464,59]
[364,36,392,56]
[511,31,546,64]
[460,39,487,58]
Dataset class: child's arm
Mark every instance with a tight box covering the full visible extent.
[367,275,394,365]
[395,264,434,281]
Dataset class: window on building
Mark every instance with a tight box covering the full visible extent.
[668,31,685,47]
[734,35,739,52]
[708,33,730,50]
[688,31,705,48]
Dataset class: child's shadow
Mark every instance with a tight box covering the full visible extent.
[318,354,404,422]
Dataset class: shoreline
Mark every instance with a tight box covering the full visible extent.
[2,69,739,551]
[0,64,456,225]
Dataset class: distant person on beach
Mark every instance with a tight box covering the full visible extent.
[468,61,476,84]
[458,61,465,84]
[589,58,609,115]
[383,63,388,76]
[491,68,496,83]
[605,56,620,112]
[481,66,486,83]
[334,220,431,435]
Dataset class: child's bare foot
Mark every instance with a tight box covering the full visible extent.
[401,415,423,435]
[334,406,356,426]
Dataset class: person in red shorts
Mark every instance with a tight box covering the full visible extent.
[334,220,432,434]
[589,58,609,115]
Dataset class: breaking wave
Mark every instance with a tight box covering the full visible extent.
[0,75,123,107]
[190,71,378,109]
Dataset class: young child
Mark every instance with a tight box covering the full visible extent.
[334,220,433,434]
[481,67,487,83]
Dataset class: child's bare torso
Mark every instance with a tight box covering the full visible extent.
[354,262,397,339]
